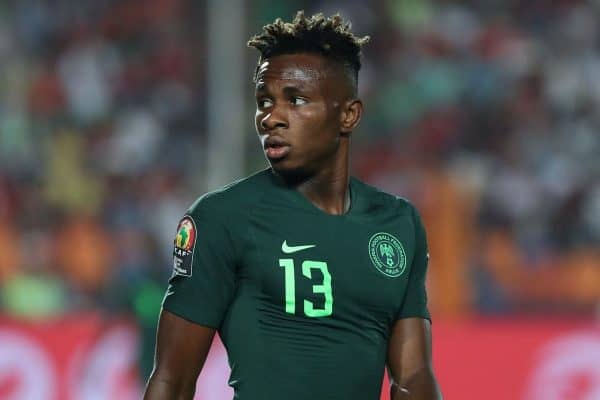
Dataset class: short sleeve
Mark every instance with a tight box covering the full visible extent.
[397,206,431,321]
[162,199,237,329]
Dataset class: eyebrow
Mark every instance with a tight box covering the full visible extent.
[255,82,310,95]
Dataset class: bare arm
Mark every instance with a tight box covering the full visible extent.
[143,309,216,400]
[387,317,442,400]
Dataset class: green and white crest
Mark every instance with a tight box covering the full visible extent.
[368,232,406,277]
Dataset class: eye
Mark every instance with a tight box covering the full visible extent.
[291,97,307,106]
[257,98,273,108]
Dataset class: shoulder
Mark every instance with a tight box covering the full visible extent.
[351,177,419,218]
[187,169,272,218]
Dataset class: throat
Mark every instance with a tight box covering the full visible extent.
[297,175,351,216]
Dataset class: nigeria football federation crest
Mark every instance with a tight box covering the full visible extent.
[172,215,196,277]
[368,232,406,277]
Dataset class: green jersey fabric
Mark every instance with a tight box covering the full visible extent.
[163,169,430,400]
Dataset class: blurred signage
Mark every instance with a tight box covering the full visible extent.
[433,318,600,400]
[0,315,140,400]
[0,316,598,399]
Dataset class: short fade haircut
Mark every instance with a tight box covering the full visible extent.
[247,11,370,95]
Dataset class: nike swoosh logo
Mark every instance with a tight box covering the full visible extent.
[281,240,316,254]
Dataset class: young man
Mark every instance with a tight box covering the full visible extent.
[144,11,442,400]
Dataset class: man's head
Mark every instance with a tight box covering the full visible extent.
[248,11,369,177]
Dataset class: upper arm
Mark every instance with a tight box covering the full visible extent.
[396,205,430,320]
[163,199,238,328]
[387,317,433,384]
[144,309,216,399]
[145,198,238,398]
[387,205,440,398]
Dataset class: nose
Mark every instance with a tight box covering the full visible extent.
[260,108,288,131]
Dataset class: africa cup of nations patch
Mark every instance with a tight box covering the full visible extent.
[172,215,196,277]
[368,232,406,277]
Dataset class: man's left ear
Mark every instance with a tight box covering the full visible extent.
[340,99,363,134]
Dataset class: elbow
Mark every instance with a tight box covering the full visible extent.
[391,367,442,400]
[144,369,197,400]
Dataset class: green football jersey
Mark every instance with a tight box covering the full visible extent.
[163,169,430,400]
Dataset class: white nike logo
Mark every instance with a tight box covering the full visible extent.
[281,240,316,254]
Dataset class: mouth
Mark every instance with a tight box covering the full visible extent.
[263,136,291,161]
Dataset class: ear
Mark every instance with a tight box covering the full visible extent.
[340,99,363,135]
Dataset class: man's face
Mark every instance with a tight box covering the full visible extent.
[254,53,350,176]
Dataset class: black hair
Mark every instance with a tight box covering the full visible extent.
[247,11,370,93]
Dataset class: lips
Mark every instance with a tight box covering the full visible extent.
[263,136,291,160]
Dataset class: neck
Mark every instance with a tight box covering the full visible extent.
[276,143,351,215]
[297,167,350,215]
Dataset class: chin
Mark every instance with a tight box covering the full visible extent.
[269,161,312,183]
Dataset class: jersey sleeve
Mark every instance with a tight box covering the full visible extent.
[162,197,237,329]
[397,205,431,321]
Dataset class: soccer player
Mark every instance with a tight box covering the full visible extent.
[144,11,442,400]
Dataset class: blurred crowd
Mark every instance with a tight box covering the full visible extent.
[0,0,598,326]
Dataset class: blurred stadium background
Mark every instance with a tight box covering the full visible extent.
[0,0,599,399]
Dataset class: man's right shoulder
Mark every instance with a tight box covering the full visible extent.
[187,168,272,217]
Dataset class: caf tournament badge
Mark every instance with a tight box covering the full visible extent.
[173,215,196,277]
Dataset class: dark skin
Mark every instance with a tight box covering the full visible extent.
[144,53,441,400]
[254,53,358,214]
[388,318,442,400]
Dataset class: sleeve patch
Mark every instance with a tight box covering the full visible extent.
[172,215,196,277]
